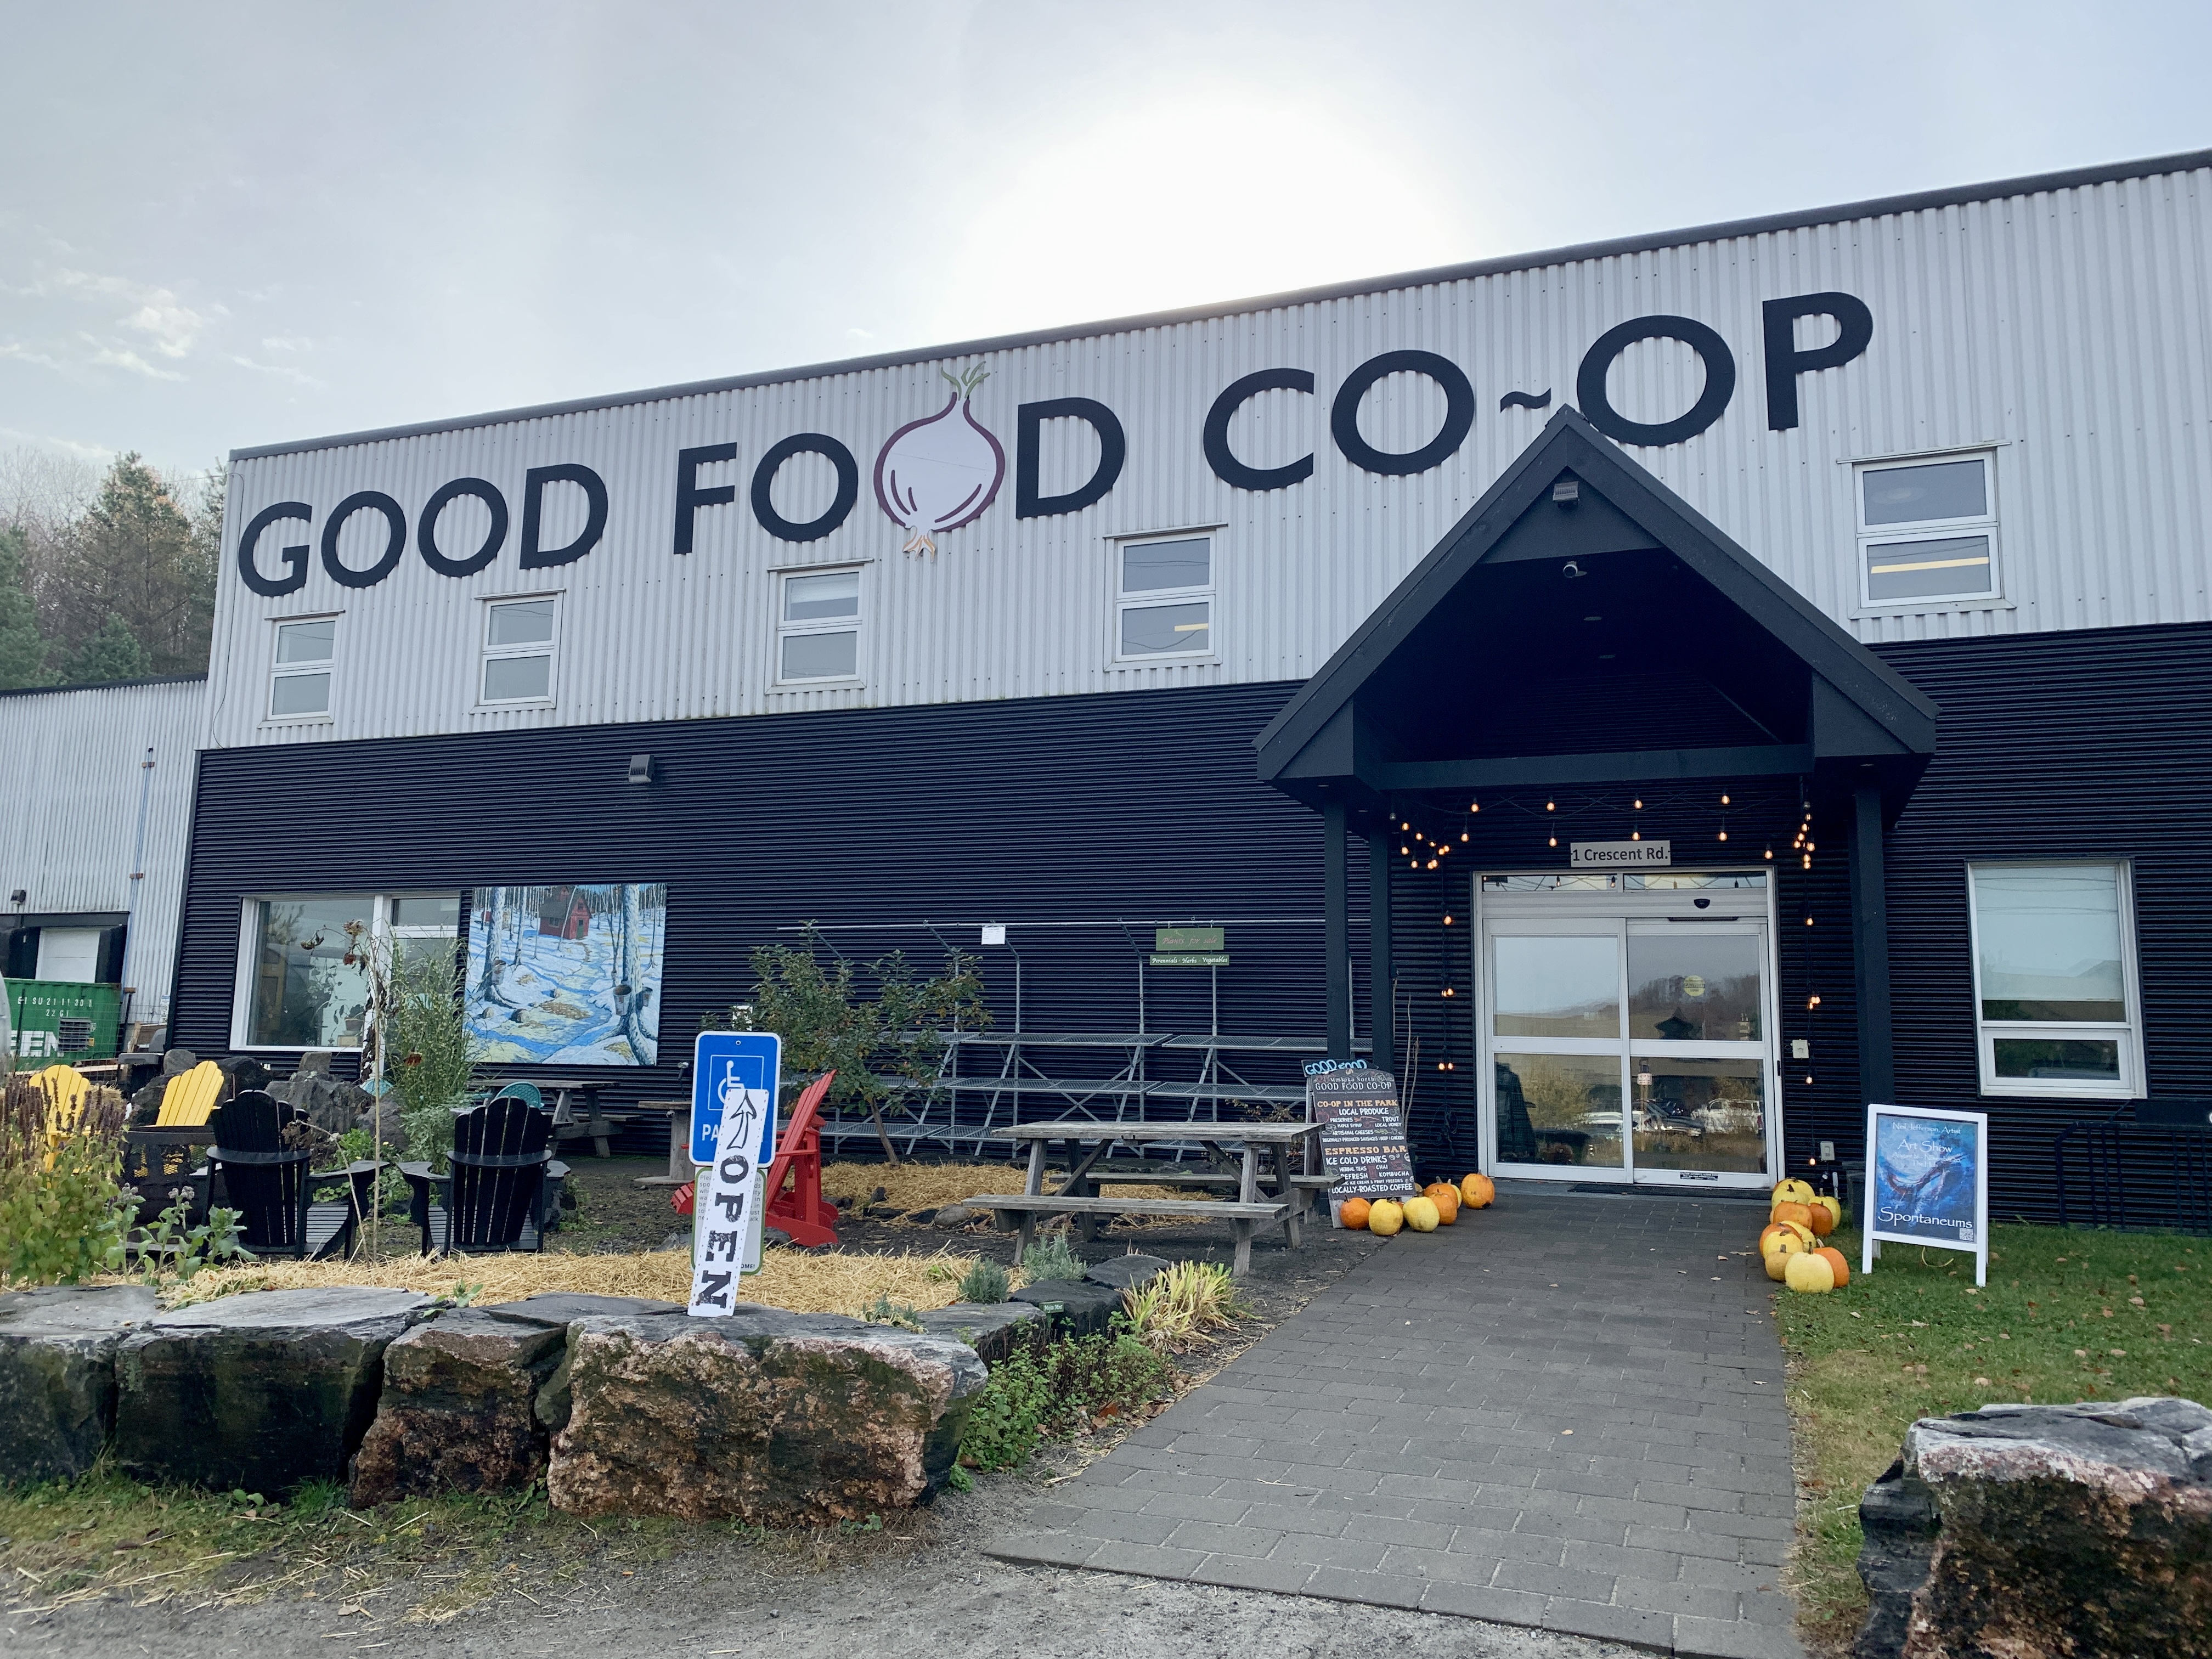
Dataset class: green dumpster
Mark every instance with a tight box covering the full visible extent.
[4,979,122,1068]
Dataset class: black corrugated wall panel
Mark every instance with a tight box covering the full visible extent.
[175,681,1367,1150]
[1870,622,2212,1224]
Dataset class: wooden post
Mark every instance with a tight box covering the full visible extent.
[1849,775,1897,1107]
[1325,798,1350,1060]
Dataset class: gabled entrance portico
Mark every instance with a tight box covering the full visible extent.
[1257,407,1939,1183]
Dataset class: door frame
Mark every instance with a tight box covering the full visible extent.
[1474,869,1781,1189]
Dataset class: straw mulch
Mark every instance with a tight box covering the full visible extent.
[156,1243,998,1318]
[821,1160,1214,1215]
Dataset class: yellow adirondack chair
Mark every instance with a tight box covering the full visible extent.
[34,1064,92,1168]
[154,1060,225,1127]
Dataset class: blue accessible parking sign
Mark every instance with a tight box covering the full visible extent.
[687,1031,782,1313]
[692,1032,780,1165]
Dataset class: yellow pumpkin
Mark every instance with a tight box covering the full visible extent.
[1758,1223,1798,1255]
[1339,1195,1372,1230]
[1784,1251,1836,1293]
[1762,1218,1813,1252]
[1813,1194,1844,1232]
[1765,1233,1809,1279]
[1814,1246,1850,1287]
[1403,1195,1441,1232]
[1367,1199,1404,1236]
[1770,1200,1815,1232]
[1423,1182,1461,1223]
[1459,1173,1496,1209]
[1771,1178,1816,1207]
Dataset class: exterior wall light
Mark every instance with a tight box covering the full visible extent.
[627,753,656,786]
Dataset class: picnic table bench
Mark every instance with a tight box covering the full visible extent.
[971,1118,1324,1276]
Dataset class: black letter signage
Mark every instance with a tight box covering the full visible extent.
[1576,316,1737,446]
[1762,292,1874,431]
[520,464,610,568]
[417,478,508,577]
[1330,351,1475,476]
[319,491,407,588]
[237,501,313,597]
[749,435,859,543]
[1204,368,1315,490]
[1015,398,1126,517]
[674,442,739,555]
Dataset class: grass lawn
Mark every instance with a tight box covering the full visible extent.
[1775,1222,2210,1655]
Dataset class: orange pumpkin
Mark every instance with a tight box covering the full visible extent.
[1771,1200,1815,1231]
[1805,1200,1836,1237]
[1459,1172,1496,1209]
[1339,1195,1372,1230]
[1423,1182,1461,1223]
[1814,1246,1850,1287]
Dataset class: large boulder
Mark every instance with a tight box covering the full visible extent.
[1084,1253,1169,1293]
[349,1310,566,1505]
[1009,1277,1126,1339]
[115,1288,432,1495]
[0,1284,161,1482]
[1855,1397,2212,1658]
[913,1300,1049,1364]
[546,1308,988,1523]
[266,1051,372,1136]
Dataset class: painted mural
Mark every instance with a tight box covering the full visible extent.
[465,883,667,1065]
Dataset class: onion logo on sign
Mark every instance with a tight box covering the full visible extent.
[872,365,1005,557]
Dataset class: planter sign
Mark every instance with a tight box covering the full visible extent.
[1150,925,1228,967]
[689,1030,782,1312]
[1308,1066,1413,1222]
[1862,1103,1989,1288]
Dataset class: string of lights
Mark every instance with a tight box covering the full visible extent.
[1383,783,1813,872]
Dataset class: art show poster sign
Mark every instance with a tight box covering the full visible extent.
[1862,1103,1989,1288]
[1308,1066,1413,1222]
[689,1031,781,1314]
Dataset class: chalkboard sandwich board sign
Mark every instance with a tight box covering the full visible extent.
[1308,1066,1413,1224]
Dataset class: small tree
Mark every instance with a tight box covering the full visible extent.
[724,928,991,1164]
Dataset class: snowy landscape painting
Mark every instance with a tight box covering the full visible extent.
[465,884,668,1065]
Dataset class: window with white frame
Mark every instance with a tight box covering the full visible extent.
[1967,862,2143,1098]
[481,596,558,703]
[1856,453,2000,607]
[236,890,461,1048]
[1116,534,1212,658]
[269,617,336,719]
[776,567,861,682]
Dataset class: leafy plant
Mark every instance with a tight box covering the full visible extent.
[716,927,990,1163]
[0,1074,134,1288]
[1122,1260,1248,1353]
[860,1292,924,1330]
[956,1323,1173,1471]
[958,1345,1054,1470]
[1020,1233,1084,1282]
[374,936,482,1175]
[131,1197,253,1285]
[956,1257,1011,1304]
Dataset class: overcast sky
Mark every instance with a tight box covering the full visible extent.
[4,1,2208,476]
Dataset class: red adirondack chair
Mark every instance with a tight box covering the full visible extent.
[763,1071,838,1246]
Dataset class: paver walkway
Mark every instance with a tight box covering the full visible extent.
[990,1186,1804,1659]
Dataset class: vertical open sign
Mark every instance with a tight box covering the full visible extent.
[688,1031,781,1316]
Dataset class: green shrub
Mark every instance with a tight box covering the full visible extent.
[0,1075,134,1289]
[956,1322,1173,1472]
[860,1293,924,1330]
[1020,1233,1084,1282]
[956,1257,1011,1303]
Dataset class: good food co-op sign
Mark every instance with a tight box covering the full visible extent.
[236,291,1873,597]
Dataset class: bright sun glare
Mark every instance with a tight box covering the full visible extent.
[931,91,1483,340]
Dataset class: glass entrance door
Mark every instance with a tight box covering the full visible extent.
[1480,873,1778,1188]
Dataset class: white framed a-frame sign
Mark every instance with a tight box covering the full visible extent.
[1862,1103,1989,1288]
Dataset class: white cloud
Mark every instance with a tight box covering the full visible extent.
[0,340,68,372]
[231,353,321,387]
[260,334,314,353]
[88,342,184,381]
[0,426,115,461]
[44,268,216,358]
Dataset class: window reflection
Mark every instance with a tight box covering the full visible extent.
[1628,932,1762,1041]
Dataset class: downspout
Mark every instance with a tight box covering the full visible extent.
[117,746,155,1035]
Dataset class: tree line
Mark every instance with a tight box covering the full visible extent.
[0,446,223,690]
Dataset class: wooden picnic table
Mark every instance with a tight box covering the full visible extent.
[538,1076,613,1159]
[975,1118,1324,1276]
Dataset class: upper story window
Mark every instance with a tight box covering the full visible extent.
[1117,534,1213,659]
[776,567,861,684]
[269,617,336,720]
[1967,862,2143,1098]
[1856,453,1999,607]
[481,596,558,704]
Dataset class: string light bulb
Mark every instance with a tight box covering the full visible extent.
[1442,913,1453,926]
[1633,798,1643,810]
[1468,801,1480,812]
[1545,800,1555,812]
[1764,848,1774,860]
[1548,835,1558,847]
[1720,793,1731,805]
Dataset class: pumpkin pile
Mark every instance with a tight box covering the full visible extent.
[1340,1173,1494,1235]
[1762,1177,1849,1293]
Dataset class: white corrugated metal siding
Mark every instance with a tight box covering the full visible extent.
[0,677,205,1021]
[210,160,2212,750]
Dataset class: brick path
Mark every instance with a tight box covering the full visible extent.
[989,1186,1804,1659]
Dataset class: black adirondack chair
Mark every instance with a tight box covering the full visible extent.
[207,1091,381,1260]
[399,1095,565,1255]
